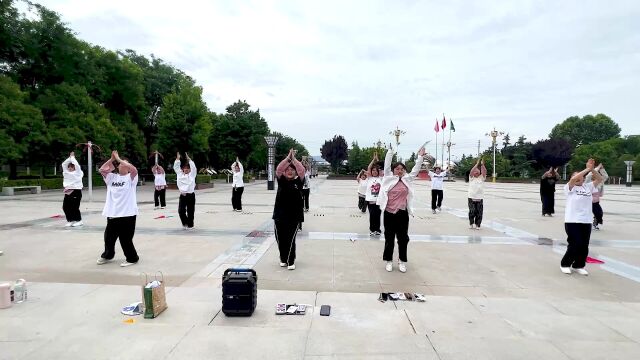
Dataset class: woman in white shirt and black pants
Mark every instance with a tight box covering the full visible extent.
[231,157,244,212]
[152,164,167,209]
[174,152,197,229]
[62,151,84,227]
[365,152,382,236]
[561,159,602,275]
[428,164,447,214]
[97,150,140,267]
[377,146,425,273]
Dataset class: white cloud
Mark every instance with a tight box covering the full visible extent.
[37,0,640,159]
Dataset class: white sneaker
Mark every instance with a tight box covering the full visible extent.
[432,209,437,214]
[65,222,73,227]
[398,262,407,273]
[560,266,572,274]
[279,262,287,267]
[374,231,381,236]
[120,261,137,267]
[183,225,188,230]
[470,224,475,229]
[97,257,114,265]
[369,231,375,237]
[385,262,393,272]
[154,206,159,210]
[437,207,442,212]
[287,264,296,270]
[71,221,83,227]
[160,206,165,209]
[572,267,589,276]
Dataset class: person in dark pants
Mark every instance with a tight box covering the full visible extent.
[301,161,311,212]
[365,152,382,236]
[231,157,245,212]
[152,164,167,209]
[174,152,197,229]
[467,158,487,229]
[427,164,447,214]
[586,163,608,230]
[62,151,84,227]
[273,148,306,270]
[561,158,602,275]
[376,146,425,273]
[97,150,140,267]
[540,167,560,216]
[357,170,368,213]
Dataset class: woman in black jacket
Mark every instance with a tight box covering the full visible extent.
[273,149,306,270]
[540,167,560,216]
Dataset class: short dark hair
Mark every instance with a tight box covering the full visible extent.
[391,162,407,171]
[180,161,190,169]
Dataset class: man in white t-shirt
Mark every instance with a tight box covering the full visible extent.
[428,164,447,214]
[561,158,603,276]
[97,150,140,267]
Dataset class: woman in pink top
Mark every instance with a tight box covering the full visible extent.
[376,146,425,273]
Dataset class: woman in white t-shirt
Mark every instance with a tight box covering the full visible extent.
[365,152,382,236]
[428,164,447,214]
[467,158,487,229]
[61,151,84,227]
[152,164,167,209]
[174,152,197,229]
[301,161,311,212]
[356,170,368,213]
[97,150,140,267]
[561,158,603,275]
[231,157,244,212]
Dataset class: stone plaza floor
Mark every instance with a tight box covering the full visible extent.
[1,176,640,359]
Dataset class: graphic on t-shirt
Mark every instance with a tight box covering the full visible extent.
[371,182,380,196]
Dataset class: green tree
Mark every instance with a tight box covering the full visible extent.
[0,75,47,178]
[531,138,572,168]
[549,114,621,148]
[157,81,212,163]
[321,135,348,174]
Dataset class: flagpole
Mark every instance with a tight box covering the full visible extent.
[434,118,438,165]
[448,120,452,169]
[441,114,445,167]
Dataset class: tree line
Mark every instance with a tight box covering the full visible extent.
[0,1,307,179]
[321,114,639,181]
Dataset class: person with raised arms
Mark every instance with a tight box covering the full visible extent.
[427,163,447,214]
[376,146,425,273]
[174,152,197,230]
[468,157,487,230]
[231,157,245,212]
[61,151,84,227]
[365,152,383,236]
[561,158,602,275]
[272,149,306,270]
[97,150,140,267]
[540,166,560,217]
[152,163,167,210]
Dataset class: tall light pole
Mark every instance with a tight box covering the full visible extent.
[485,128,504,183]
[389,126,406,158]
[77,141,101,202]
[264,135,279,190]
[625,160,635,187]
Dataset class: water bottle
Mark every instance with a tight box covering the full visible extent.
[13,279,27,303]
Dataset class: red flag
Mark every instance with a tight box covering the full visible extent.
[434,119,440,133]
[441,115,447,130]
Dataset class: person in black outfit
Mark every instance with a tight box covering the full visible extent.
[273,148,306,270]
[540,167,560,216]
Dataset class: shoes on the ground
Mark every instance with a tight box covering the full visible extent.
[304,208,309,212]
[385,261,393,272]
[71,221,83,227]
[437,207,441,212]
[183,225,188,230]
[374,231,381,236]
[160,206,165,209]
[398,262,407,273]
[542,213,546,217]
[432,209,437,214]
[572,267,589,275]
[475,226,481,230]
[560,266,572,274]
[369,231,375,237]
[287,264,296,270]
[470,224,475,229]
[65,222,73,227]
[120,261,138,267]
[279,262,287,267]
[548,214,553,217]
[154,206,159,210]
[97,257,114,265]
[187,226,194,231]
[593,224,600,230]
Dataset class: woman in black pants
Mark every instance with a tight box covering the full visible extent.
[561,158,602,275]
[376,146,425,273]
[365,152,382,236]
[62,151,84,227]
[273,149,306,270]
[231,157,245,212]
[540,167,560,216]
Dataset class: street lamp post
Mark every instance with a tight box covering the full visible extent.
[389,126,406,159]
[624,160,635,187]
[264,135,279,190]
[485,128,504,183]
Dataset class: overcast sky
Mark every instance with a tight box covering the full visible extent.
[36,0,640,160]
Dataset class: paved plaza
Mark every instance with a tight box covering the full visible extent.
[1,177,640,359]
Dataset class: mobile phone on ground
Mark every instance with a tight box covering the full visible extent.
[320,305,331,316]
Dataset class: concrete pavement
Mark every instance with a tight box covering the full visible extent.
[1,177,640,359]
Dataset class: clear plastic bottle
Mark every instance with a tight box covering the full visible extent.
[13,279,27,303]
